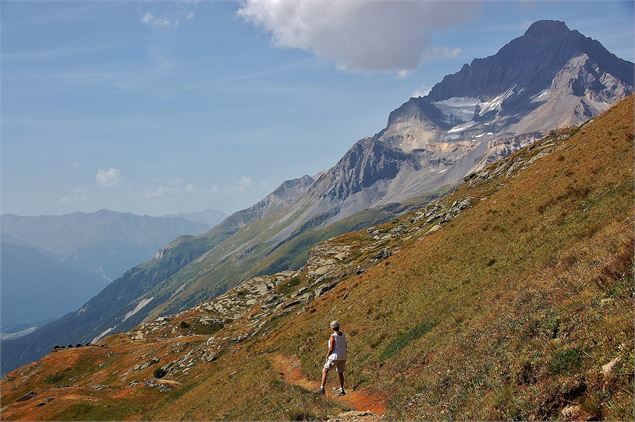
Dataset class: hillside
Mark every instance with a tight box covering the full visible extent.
[2,97,632,421]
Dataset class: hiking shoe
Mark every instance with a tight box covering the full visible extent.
[337,389,346,396]
[315,387,325,395]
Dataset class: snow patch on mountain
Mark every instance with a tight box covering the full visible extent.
[93,326,115,343]
[123,297,154,323]
[448,121,477,133]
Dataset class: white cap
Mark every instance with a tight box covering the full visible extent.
[330,320,340,330]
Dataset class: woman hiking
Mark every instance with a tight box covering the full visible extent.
[317,320,347,396]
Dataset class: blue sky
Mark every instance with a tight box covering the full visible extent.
[2,0,633,216]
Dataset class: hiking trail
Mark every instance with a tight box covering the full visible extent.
[270,354,387,417]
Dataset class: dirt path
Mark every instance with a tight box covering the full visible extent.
[271,354,387,416]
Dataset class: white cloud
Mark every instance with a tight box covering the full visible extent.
[96,168,123,187]
[422,46,462,60]
[144,185,180,198]
[141,12,173,28]
[144,179,198,198]
[140,6,197,29]
[237,0,478,73]
[238,176,252,187]
[58,194,88,204]
[71,160,82,168]
[237,176,253,193]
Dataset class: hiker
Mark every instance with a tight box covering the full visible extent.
[317,320,347,396]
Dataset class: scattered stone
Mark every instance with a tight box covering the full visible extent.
[425,224,441,235]
[314,281,338,297]
[282,299,303,309]
[145,378,171,392]
[315,274,334,284]
[232,333,249,343]
[561,404,592,421]
[327,410,375,422]
[204,352,218,362]
[373,249,392,261]
[17,391,37,402]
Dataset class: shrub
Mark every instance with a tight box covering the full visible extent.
[45,372,65,384]
[153,367,167,378]
[549,347,584,375]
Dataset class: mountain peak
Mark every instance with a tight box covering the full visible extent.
[425,19,632,101]
[523,20,570,38]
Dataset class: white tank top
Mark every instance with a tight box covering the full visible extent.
[330,332,347,360]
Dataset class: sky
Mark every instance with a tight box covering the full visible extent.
[2,0,633,217]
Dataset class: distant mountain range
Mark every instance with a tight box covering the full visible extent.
[2,20,632,375]
[1,209,225,281]
[167,209,228,228]
[0,209,225,331]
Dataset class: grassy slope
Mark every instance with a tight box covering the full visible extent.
[150,97,634,419]
[2,98,632,421]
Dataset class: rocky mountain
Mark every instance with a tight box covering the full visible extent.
[277,20,633,234]
[2,20,632,375]
[2,97,632,419]
[1,210,210,281]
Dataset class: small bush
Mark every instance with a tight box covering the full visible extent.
[45,372,65,384]
[276,277,302,296]
[549,347,584,375]
[287,410,317,421]
[153,368,167,378]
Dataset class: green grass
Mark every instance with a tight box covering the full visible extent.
[44,372,65,384]
[276,277,302,296]
[549,347,585,375]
